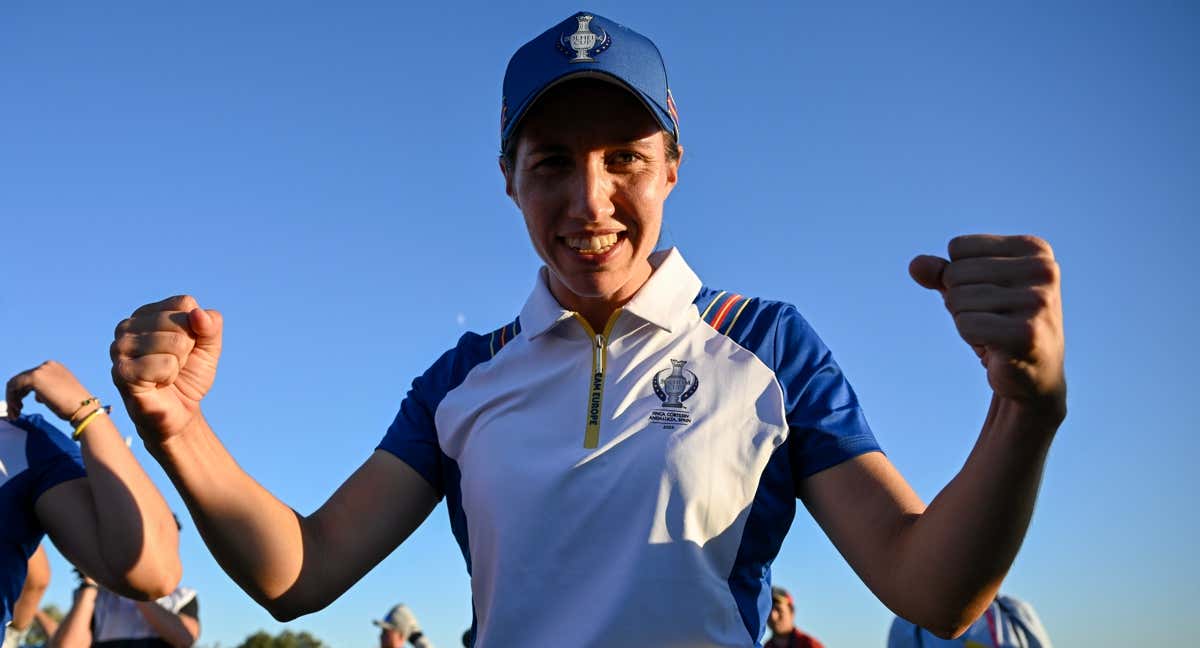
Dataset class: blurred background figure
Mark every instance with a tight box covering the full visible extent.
[373,604,432,648]
[3,546,51,648]
[52,564,199,648]
[2,362,179,648]
[766,587,825,648]
[887,593,1052,648]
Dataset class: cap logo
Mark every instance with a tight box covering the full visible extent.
[558,14,610,63]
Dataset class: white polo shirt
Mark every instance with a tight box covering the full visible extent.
[379,248,880,647]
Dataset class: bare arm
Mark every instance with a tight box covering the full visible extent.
[800,235,1065,638]
[10,545,51,632]
[50,584,97,648]
[32,607,60,639]
[7,362,180,599]
[152,425,437,619]
[133,599,199,648]
[111,296,438,620]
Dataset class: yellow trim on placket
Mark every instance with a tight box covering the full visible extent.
[574,310,622,449]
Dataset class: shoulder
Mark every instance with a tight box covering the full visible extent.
[6,415,81,465]
[694,287,825,366]
[0,416,84,502]
[415,317,523,396]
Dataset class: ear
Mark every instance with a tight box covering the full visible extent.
[499,156,519,207]
[663,144,682,198]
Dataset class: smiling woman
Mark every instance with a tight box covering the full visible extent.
[501,78,679,330]
[107,10,1067,648]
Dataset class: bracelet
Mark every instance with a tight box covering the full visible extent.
[68,396,101,423]
[72,406,110,441]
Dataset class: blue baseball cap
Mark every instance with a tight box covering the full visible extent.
[500,11,680,151]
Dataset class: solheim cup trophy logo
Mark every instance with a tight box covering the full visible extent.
[558,14,611,63]
[653,360,699,409]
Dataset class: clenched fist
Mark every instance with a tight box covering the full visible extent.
[910,234,1066,421]
[110,295,224,443]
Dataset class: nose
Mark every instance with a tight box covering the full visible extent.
[567,153,616,223]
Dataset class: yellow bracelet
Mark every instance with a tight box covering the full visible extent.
[72,406,108,441]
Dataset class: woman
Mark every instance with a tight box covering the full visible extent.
[109,12,1066,647]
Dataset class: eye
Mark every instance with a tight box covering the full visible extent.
[530,155,571,172]
[608,151,643,166]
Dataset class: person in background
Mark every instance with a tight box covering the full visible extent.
[888,593,1053,648]
[765,587,825,648]
[2,546,51,648]
[373,604,432,648]
[2,362,179,646]
[52,563,199,648]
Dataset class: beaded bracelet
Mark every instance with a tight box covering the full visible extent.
[68,396,100,423]
[72,405,111,441]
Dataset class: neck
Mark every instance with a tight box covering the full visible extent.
[548,261,654,332]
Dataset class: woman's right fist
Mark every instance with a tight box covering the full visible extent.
[110,295,223,443]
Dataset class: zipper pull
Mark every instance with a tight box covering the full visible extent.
[595,334,604,370]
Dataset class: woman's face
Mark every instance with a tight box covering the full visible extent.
[503,79,680,315]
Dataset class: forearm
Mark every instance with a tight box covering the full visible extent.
[11,547,50,630]
[135,602,198,648]
[890,395,1059,634]
[9,581,47,631]
[77,413,180,595]
[149,415,312,616]
[33,608,60,639]
[51,589,96,648]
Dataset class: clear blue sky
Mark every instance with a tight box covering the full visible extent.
[2,2,1197,646]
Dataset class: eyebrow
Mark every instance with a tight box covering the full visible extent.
[525,137,658,156]
[525,144,572,156]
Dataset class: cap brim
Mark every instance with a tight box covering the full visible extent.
[502,70,676,148]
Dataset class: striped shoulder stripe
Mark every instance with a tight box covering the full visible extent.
[487,317,522,357]
[698,290,728,320]
[705,292,749,333]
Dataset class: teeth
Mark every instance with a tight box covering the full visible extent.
[566,233,619,253]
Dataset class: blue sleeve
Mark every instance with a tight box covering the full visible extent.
[20,414,86,502]
[887,616,921,648]
[376,332,494,497]
[772,305,882,481]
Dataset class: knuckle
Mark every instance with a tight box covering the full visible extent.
[1015,319,1037,352]
[941,261,962,286]
[1032,258,1059,283]
[947,235,967,254]
[1028,288,1051,311]
[165,331,189,353]
[1019,234,1052,255]
[112,359,131,383]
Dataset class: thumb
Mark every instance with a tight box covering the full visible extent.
[187,308,224,357]
[909,255,949,293]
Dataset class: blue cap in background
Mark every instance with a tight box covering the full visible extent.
[500,11,680,151]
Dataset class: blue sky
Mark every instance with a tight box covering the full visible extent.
[2,2,1197,646]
